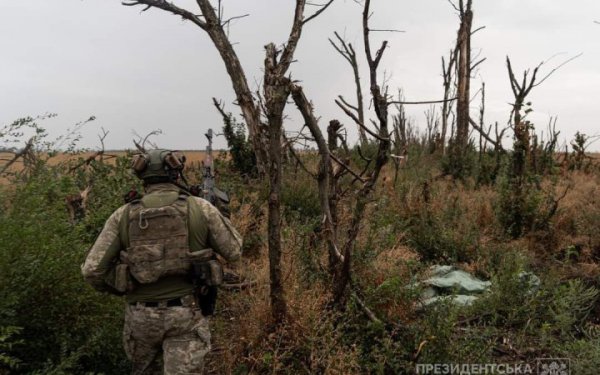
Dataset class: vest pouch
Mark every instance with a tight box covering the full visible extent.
[126,243,165,284]
[115,263,134,293]
[207,260,223,286]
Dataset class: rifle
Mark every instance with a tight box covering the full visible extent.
[190,129,231,315]
[190,129,230,218]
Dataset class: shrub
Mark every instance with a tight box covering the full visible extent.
[220,111,256,177]
[0,153,134,373]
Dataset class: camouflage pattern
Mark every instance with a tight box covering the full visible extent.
[81,183,242,374]
[81,204,128,292]
[189,196,242,263]
[81,184,242,294]
[124,195,191,284]
[123,295,211,375]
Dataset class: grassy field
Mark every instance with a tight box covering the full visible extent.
[1,146,600,374]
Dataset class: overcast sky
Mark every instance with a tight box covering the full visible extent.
[1,0,599,151]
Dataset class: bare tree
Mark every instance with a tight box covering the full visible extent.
[290,0,391,316]
[119,0,335,324]
[121,0,269,175]
[330,32,367,146]
[502,54,579,237]
[448,0,474,177]
[440,47,458,155]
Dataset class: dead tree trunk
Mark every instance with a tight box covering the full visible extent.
[121,0,270,175]
[503,56,543,237]
[290,83,380,323]
[441,48,458,155]
[333,0,391,306]
[286,0,390,319]
[329,33,367,146]
[506,56,538,183]
[122,0,336,324]
[449,0,473,178]
[326,120,342,272]
[263,43,292,322]
[260,0,335,323]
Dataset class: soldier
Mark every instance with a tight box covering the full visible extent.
[81,149,242,374]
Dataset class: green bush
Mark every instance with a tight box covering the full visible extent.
[220,111,256,177]
[281,170,321,221]
[0,153,134,373]
[404,198,481,263]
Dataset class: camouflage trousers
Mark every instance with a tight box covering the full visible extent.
[123,297,211,375]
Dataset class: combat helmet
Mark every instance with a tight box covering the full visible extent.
[131,149,186,184]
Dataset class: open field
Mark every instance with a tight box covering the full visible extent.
[0,150,210,184]
[1,145,600,373]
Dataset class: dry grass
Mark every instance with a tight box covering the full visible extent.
[0,150,209,185]
[203,161,600,373]
[4,147,598,373]
[206,197,363,374]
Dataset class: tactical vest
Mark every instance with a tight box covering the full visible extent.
[120,194,192,284]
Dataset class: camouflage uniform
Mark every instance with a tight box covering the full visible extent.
[82,183,242,374]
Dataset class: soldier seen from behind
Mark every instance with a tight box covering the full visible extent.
[82,149,242,374]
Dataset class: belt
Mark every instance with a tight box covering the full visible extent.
[129,295,195,308]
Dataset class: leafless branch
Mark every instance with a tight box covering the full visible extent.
[0,137,34,175]
[337,95,359,113]
[471,25,486,35]
[469,117,503,151]
[329,152,366,183]
[370,29,405,33]
[221,13,250,28]
[446,0,460,13]
[212,97,230,120]
[356,145,372,162]
[329,31,366,144]
[351,289,382,323]
[336,99,388,142]
[303,0,335,24]
[121,0,208,29]
[534,52,583,88]
[286,140,317,179]
[388,98,457,106]
[470,57,486,72]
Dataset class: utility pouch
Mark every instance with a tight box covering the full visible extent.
[123,243,165,284]
[189,249,223,287]
[207,260,223,286]
[115,263,131,293]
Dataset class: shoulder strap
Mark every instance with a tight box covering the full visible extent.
[118,203,132,249]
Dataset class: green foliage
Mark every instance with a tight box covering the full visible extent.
[403,191,481,263]
[568,131,596,172]
[0,326,23,371]
[496,184,539,238]
[560,338,600,375]
[0,159,131,374]
[441,141,477,180]
[0,118,133,373]
[220,111,256,177]
[548,279,598,338]
[281,170,320,221]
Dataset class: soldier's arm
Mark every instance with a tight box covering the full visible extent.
[192,197,242,263]
[81,205,128,292]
